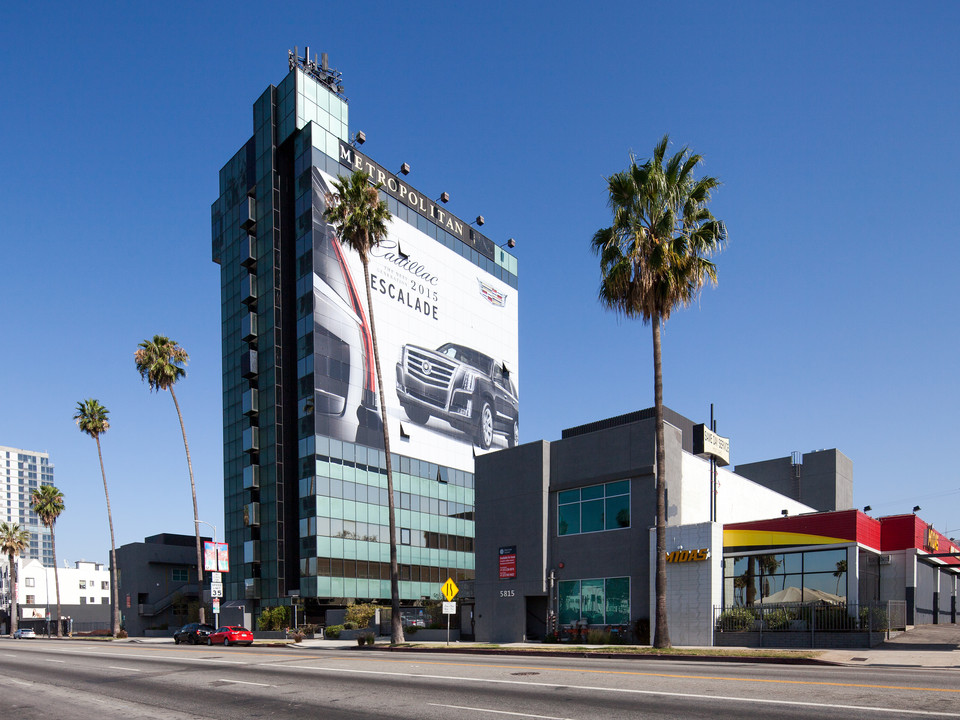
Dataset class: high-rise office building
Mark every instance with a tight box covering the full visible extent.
[211,49,519,615]
[0,446,55,566]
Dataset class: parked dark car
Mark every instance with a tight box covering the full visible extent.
[173,622,215,644]
[396,342,518,449]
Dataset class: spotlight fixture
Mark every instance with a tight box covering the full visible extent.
[505,238,516,249]
[781,509,789,517]
[436,192,450,204]
[352,130,366,146]
[473,215,485,227]
[399,163,410,176]
[913,505,921,513]
[863,505,872,513]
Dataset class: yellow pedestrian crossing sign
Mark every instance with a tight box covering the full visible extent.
[441,577,459,601]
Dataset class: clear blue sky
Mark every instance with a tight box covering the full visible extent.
[2,2,958,564]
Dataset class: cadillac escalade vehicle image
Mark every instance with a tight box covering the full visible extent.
[396,342,518,449]
[397,343,520,450]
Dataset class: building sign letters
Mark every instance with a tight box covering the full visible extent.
[339,141,496,260]
[666,548,710,563]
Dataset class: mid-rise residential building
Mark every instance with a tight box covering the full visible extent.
[0,445,55,565]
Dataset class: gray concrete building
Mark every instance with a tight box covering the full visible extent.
[735,449,853,512]
[116,534,210,636]
[474,408,816,644]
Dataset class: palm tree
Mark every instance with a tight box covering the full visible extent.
[592,135,726,648]
[834,559,848,597]
[323,169,404,644]
[1,522,29,636]
[74,398,120,637]
[135,335,205,624]
[31,485,65,636]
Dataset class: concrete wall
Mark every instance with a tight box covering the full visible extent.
[649,522,723,646]
[681,454,813,525]
[734,449,852,512]
[475,441,550,643]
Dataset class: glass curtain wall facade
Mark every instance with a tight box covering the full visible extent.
[723,547,849,606]
[212,53,519,614]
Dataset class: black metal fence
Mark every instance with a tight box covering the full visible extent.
[713,601,906,648]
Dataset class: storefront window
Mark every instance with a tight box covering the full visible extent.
[558,580,580,624]
[724,548,848,606]
[557,577,630,625]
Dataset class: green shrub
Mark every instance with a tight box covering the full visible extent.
[257,606,290,631]
[343,621,357,630]
[763,608,795,631]
[404,625,419,635]
[585,629,611,645]
[860,606,888,630]
[325,624,343,639]
[717,607,756,632]
[345,603,380,629]
[365,633,375,645]
[543,632,559,644]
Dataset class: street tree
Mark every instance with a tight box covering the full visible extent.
[323,169,404,644]
[74,398,120,636]
[592,135,726,647]
[135,335,206,624]
[31,485,65,636]
[0,522,29,636]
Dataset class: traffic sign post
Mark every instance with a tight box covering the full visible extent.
[441,578,459,645]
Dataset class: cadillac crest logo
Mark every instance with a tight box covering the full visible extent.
[478,279,507,307]
[420,359,432,375]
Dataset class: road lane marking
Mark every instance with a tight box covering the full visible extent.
[108,666,142,672]
[218,679,274,687]
[10,679,31,686]
[347,656,960,694]
[431,704,575,720]
[282,665,960,717]
[44,659,65,663]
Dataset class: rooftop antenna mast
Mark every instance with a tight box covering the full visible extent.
[289,45,346,99]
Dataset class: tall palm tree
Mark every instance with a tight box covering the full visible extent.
[0,522,29,636]
[135,335,205,624]
[592,135,726,648]
[834,559,848,596]
[31,485,65,637]
[74,398,120,637]
[323,169,404,644]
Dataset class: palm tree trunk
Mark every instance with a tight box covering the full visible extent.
[96,436,120,637]
[652,316,671,648]
[169,386,205,625]
[51,529,62,637]
[8,553,17,636]
[361,256,404,645]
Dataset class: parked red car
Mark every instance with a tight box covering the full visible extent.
[207,625,254,646]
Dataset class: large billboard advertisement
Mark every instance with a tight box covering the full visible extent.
[305,166,519,472]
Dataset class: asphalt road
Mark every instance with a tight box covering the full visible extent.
[1,639,957,719]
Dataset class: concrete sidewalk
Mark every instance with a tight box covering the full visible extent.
[122,624,960,668]
[817,624,960,668]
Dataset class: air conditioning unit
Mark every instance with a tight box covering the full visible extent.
[879,554,892,565]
